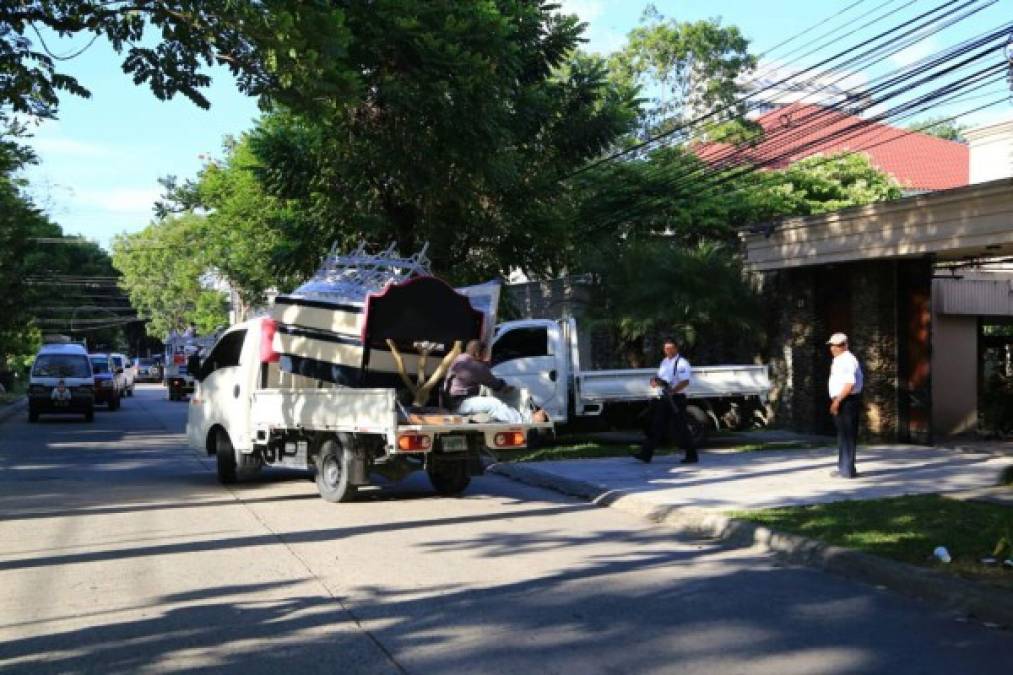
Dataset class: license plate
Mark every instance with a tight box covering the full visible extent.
[54,399,68,407]
[441,435,467,451]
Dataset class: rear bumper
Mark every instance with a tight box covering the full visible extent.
[29,394,93,412]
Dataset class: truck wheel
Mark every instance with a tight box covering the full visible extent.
[315,439,357,503]
[110,395,120,411]
[685,405,709,447]
[84,407,94,423]
[427,460,471,497]
[216,429,238,484]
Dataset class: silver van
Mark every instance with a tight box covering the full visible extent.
[28,343,96,422]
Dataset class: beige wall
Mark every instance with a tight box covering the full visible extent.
[932,313,978,436]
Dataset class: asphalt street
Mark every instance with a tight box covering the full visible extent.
[0,385,1010,674]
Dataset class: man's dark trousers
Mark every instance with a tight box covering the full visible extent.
[641,394,698,461]
[833,395,860,477]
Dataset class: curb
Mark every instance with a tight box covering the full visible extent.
[489,462,1013,629]
[0,397,26,425]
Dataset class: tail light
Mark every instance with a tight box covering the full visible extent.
[493,431,526,448]
[397,434,433,452]
[260,318,280,363]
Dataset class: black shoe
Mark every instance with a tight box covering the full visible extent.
[632,450,653,464]
[681,455,698,464]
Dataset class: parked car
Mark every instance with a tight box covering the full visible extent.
[88,354,122,410]
[110,353,135,396]
[28,343,95,422]
[134,356,163,383]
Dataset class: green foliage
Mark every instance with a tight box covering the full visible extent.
[159,135,309,310]
[567,149,902,363]
[0,1,356,118]
[585,239,761,348]
[608,10,756,138]
[111,214,228,338]
[908,116,968,143]
[0,127,128,366]
[244,3,639,283]
[744,152,904,219]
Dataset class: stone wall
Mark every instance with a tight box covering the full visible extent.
[759,259,931,441]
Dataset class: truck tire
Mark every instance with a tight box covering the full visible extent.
[84,407,94,423]
[685,405,709,447]
[427,460,471,497]
[216,429,238,484]
[315,438,357,503]
[109,395,120,411]
[28,408,38,423]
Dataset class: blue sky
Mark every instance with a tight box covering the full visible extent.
[20,0,1012,249]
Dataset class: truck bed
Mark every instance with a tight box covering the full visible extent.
[251,388,553,439]
[576,365,770,404]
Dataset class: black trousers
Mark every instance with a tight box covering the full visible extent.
[642,394,697,460]
[833,395,861,477]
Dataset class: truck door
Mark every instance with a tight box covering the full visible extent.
[188,329,250,450]
[491,323,566,420]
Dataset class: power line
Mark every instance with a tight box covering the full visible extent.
[565,0,988,179]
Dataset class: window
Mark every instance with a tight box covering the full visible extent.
[89,357,111,374]
[110,355,124,370]
[491,327,548,366]
[34,355,91,378]
[201,330,247,377]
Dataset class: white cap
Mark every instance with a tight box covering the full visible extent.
[826,332,848,346]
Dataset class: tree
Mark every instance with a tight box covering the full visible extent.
[111,214,228,338]
[567,149,903,363]
[743,152,903,220]
[907,116,968,143]
[608,9,756,139]
[0,1,357,118]
[242,3,639,284]
[158,134,310,314]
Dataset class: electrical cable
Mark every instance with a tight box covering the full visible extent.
[565,0,984,178]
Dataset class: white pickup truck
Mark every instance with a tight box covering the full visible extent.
[187,317,552,502]
[491,318,770,443]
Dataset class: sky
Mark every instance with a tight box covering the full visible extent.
[19,0,1013,250]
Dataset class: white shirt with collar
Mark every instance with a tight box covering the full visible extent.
[828,350,863,399]
[657,354,692,387]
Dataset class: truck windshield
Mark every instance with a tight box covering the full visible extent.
[89,357,111,374]
[34,355,91,378]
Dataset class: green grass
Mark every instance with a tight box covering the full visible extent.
[730,494,1013,589]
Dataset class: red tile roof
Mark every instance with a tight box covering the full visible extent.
[693,104,968,190]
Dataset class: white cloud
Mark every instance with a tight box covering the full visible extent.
[31,136,115,159]
[888,38,938,69]
[73,187,162,213]
[745,60,869,109]
[558,0,605,22]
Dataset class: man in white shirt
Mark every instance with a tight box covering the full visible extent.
[827,332,864,478]
[634,337,698,464]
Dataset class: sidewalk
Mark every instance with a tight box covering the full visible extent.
[495,444,1011,512]
[490,443,1013,627]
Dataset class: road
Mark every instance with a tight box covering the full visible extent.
[1,385,1010,674]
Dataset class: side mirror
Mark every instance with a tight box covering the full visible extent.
[187,354,203,380]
